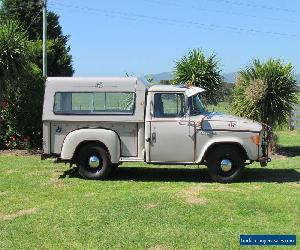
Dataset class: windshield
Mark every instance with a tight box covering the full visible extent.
[188,95,206,115]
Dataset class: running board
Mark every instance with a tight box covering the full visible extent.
[119,157,144,162]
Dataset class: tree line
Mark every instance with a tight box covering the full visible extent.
[0,1,298,150]
[0,0,74,149]
[172,49,298,128]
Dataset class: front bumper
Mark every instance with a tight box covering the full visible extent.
[259,156,271,167]
[259,124,272,167]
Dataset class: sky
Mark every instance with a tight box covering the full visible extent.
[48,0,300,76]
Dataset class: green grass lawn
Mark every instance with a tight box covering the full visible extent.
[0,131,300,249]
[207,101,231,114]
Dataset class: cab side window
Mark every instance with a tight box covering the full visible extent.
[154,93,185,118]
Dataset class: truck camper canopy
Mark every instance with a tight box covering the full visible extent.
[42,77,148,122]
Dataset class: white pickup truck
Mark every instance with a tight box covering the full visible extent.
[42,77,271,183]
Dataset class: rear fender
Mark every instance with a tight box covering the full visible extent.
[61,128,121,163]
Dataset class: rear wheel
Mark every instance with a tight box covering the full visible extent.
[207,145,245,183]
[110,163,120,172]
[76,143,111,180]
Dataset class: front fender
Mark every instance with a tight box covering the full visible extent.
[196,136,258,163]
[61,128,120,163]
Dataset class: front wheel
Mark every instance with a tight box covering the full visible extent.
[207,145,245,183]
[76,143,111,180]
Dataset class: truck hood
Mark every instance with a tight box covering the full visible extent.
[199,112,262,132]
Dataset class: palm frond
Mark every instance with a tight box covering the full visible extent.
[173,49,223,104]
[0,19,29,80]
[232,59,297,127]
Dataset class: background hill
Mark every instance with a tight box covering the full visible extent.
[147,72,173,82]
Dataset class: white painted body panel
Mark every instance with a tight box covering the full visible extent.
[42,77,147,122]
[50,122,140,157]
[144,90,263,163]
[42,77,147,163]
[191,113,263,161]
[149,119,195,162]
[195,131,261,162]
[42,78,266,165]
[61,128,121,163]
[42,122,51,154]
[201,113,262,132]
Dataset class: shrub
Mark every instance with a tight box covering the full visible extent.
[173,48,223,104]
[232,59,298,128]
[0,74,44,149]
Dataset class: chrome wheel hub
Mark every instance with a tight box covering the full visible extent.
[220,159,232,172]
[88,155,100,168]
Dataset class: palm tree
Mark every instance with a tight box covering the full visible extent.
[0,20,30,134]
[0,19,30,98]
[173,48,223,104]
[232,59,298,128]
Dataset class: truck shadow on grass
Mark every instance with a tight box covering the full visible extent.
[275,146,300,157]
[60,167,300,183]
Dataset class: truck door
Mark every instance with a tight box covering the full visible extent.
[146,92,195,163]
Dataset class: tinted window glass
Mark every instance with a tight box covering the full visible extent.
[154,93,185,118]
[188,95,206,115]
[54,92,135,114]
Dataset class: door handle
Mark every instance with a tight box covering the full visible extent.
[152,132,156,143]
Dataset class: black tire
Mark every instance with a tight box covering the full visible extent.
[207,145,245,183]
[76,143,111,180]
[110,163,120,172]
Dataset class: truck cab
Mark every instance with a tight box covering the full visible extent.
[42,77,271,183]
